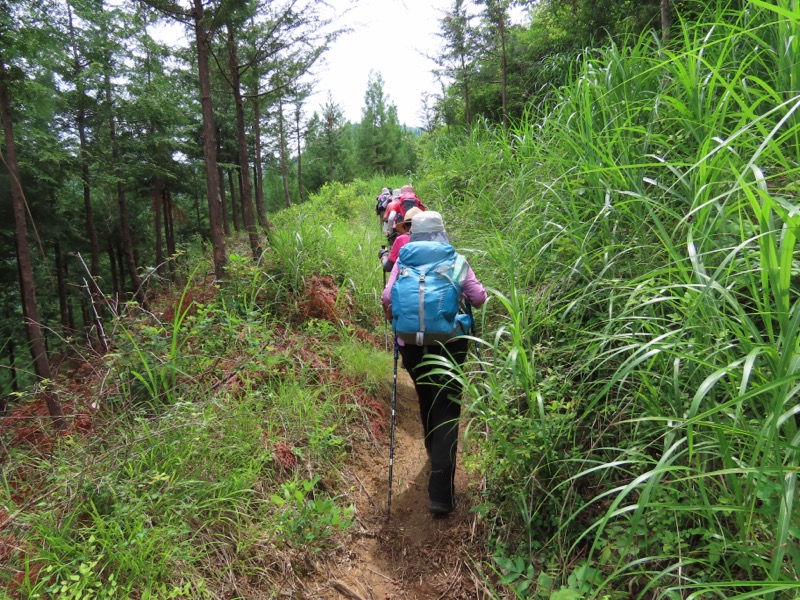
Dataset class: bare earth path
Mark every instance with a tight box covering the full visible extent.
[303,370,491,600]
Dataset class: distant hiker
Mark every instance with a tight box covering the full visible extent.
[382,189,404,245]
[381,211,487,515]
[375,187,392,218]
[398,184,426,216]
[382,189,402,237]
[378,207,422,272]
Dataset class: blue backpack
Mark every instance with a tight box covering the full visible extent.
[391,241,473,346]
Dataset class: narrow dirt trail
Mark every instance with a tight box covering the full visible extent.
[304,370,491,600]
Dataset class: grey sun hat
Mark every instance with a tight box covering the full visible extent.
[410,210,450,243]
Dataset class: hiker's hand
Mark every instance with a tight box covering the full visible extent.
[378,248,389,260]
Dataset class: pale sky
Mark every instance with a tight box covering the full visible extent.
[308,0,453,128]
[149,0,501,129]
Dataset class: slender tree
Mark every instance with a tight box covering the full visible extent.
[141,0,229,279]
[250,69,268,227]
[66,1,101,286]
[227,168,241,230]
[276,92,291,207]
[191,0,227,278]
[436,0,477,130]
[301,94,353,190]
[54,241,74,337]
[0,56,65,429]
[162,187,176,280]
[226,0,340,216]
[129,17,191,283]
[225,20,260,257]
[294,96,305,203]
[357,71,404,175]
[478,0,511,131]
[104,66,148,307]
[150,177,165,276]
[217,165,230,235]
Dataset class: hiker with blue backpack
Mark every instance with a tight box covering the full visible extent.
[381,211,487,515]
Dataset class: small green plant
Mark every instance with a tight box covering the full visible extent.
[493,553,536,598]
[269,476,354,552]
[218,252,272,314]
[307,425,347,462]
[112,265,204,405]
[33,536,127,599]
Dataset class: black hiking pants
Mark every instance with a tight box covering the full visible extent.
[398,337,469,507]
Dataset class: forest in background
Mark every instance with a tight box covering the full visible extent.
[3,0,800,597]
[0,0,677,402]
[0,0,418,407]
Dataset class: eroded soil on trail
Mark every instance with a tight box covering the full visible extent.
[302,371,492,600]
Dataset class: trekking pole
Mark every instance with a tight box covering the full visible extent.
[381,246,388,352]
[387,337,399,519]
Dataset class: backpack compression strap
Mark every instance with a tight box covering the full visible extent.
[415,268,430,346]
[413,259,467,346]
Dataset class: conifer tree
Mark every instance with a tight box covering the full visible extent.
[435,0,477,129]
[140,0,232,280]
[357,71,403,175]
[0,0,65,429]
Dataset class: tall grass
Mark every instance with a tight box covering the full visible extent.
[417,0,800,597]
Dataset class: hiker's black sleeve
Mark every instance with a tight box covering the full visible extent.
[382,258,395,272]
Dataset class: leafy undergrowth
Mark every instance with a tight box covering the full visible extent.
[0,238,396,598]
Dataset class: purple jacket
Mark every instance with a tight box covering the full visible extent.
[381,255,487,346]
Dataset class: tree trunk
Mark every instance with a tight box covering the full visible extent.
[163,187,176,281]
[192,169,203,233]
[8,337,17,393]
[115,234,126,300]
[2,336,18,414]
[278,96,291,208]
[68,2,101,286]
[1,59,65,430]
[226,24,260,258]
[151,177,165,277]
[295,102,304,203]
[326,111,335,183]
[238,165,246,221]
[251,79,268,227]
[54,241,73,337]
[661,0,670,43]
[253,158,263,216]
[106,71,147,309]
[193,0,227,280]
[107,236,119,298]
[228,168,242,231]
[80,296,92,346]
[218,166,230,235]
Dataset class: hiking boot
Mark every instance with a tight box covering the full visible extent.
[429,499,456,514]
